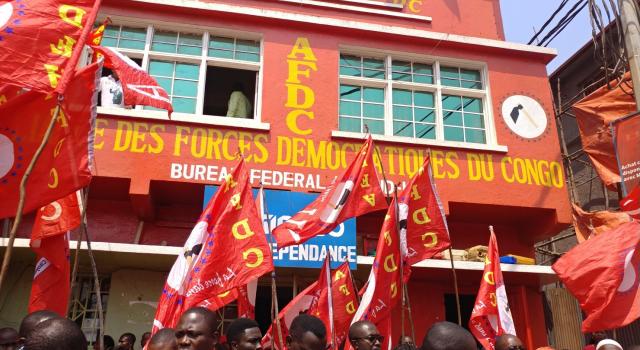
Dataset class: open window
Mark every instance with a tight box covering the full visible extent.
[203,66,257,118]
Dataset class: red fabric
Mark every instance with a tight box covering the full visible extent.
[89,19,109,62]
[309,261,359,350]
[350,194,403,349]
[573,73,636,188]
[0,0,101,93]
[273,135,388,248]
[571,203,632,243]
[28,193,81,316]
[91,46,173,114]
[262,282,320,350]
[0,84,25,105]
[469,231,517,350]
[237,280,257,319]
[621,186,640,219]
[399,156,451,279]
[152,157,273,331]
[0,62,98,219]
[552,221,640,332]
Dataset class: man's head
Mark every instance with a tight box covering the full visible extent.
[421,322,475,350]
[119,333,137,350]
[141,332,152,348]
[398,337,414,347]
[18,310,59,346]
[226,318,262,350]
[348,321,382,350]
[495,334,524,350]
[23,317,87,350]
[175,307,219,350]
[596,340,623,350]
[148,329,178,350]
[286,314,327,350]
[0,327,18,350]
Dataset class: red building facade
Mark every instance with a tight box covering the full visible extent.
[1,1,571,348]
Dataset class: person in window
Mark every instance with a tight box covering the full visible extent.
[99,71,125,108]
[226,82,252,118]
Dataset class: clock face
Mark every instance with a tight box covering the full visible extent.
[501,95,547,139]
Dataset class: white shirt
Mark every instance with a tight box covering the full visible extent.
[99,75,124,108]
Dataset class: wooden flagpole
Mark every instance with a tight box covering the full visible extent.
[393,186,407,339]
[0,99,62,293]
[403,284,416,342]
[68,188,89,316]
[448,246,462,326]
[261,184,285,350]
[325,255,337,350]
[78,191,104,350]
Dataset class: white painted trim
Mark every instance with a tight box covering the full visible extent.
[127,0,557,57]
[339,0,404,9]
[276,0,430,22]
[97,107,271,130]
[356,255,556,275]
[332,130,509,153]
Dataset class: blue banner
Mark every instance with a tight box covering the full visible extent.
[204,186,357,269]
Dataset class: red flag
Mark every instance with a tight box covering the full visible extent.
[308,257,335,347]
[0,62,99,219]
[309,261,359,349]
[399,156,450,279]
[0,0,101,93]
[262,282,321,350]
[237,279,257,319]
[552,221,640,332]
[350,197,403,350]
[152,157,273,331]
[469,230,517,350]
[89,18,110,46]
[621,186,640,219]
[273,136,387,248]
[0,84,25,106]
[91,46,173,114]
[28,192,81,316]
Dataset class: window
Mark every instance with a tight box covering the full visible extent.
[339,53,491,146]
[102,24,261,119]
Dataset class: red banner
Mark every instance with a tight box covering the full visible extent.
[0,62,99,219]
[309,261,359,349]
[237,279,257,319]
[0,0,101,93]
[621,186,640,219]
[612,112,640,195]
[553,221,640,332]
[28,192,81,316]
[91,46,173,113]
[469,230,517,350]
[273,135,387,248]
[399,156,450,278]
[152,157,273,330]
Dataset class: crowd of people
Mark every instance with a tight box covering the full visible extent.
[0,308,634,350]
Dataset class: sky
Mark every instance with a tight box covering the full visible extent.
[499,0,596,74]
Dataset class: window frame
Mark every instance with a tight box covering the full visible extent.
[95,17,269,130]
[336,47,505,152]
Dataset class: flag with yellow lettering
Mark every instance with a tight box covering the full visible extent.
[0,0,102,93]
[350,196,403,329]
[400,156,450,279]
[469,229,516,350]
[309,260,359,350]
[152,157,273,331]
[0,62,99,219]
[273,135,387,248]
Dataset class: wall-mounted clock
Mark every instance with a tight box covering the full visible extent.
[501,95,548,139]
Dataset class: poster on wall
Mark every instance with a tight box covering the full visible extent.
[612,112,640,195]
[204,186,357,269]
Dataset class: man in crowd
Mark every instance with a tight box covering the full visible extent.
[147,328,178,350]
[495,334,525,350]
[287,314,327,350]
[93,335,115,350]
[18,310,59,348]
[118,333,137,350]
[23,317,87,350]
[141,332,152,349]
[0,327,18,350]
[349,321,382,350]
[595,340,623,350]
[420,322,476,350]
[175,307,219,350]
[226,318,262,350]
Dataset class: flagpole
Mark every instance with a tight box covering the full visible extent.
[346,259,361,304]
[0,98,63,293]
[79,192,105,350]
[325,255,337,350]
[392,186,407,339]
[403,284,416,342]
[261,184,285,350]
[69,188,89,316]
[447,246,462,326]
